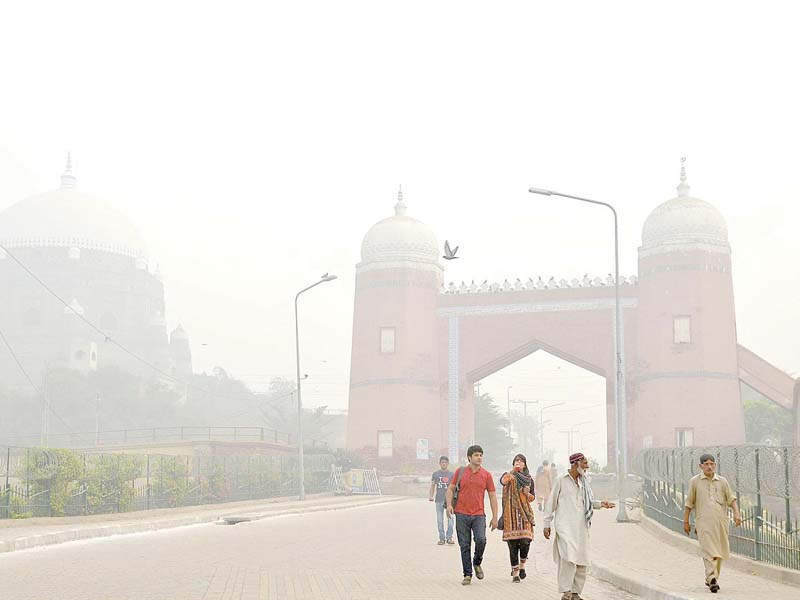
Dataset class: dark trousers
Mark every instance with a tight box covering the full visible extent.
[455,514,487,576]
[507,538,531,567]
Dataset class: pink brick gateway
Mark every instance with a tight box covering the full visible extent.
[346,179,798,465]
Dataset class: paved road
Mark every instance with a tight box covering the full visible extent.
[4,498,640,599]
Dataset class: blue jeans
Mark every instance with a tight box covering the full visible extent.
[455,514,487,576]
[435,502,454,541]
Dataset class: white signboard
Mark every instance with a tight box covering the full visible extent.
[416,438,429,460]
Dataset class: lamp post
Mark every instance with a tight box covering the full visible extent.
[528,187,629,522]
[295,273,337,500]
[506,386,513,443]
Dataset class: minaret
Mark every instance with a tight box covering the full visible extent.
[347,187,444,457]
[60,153,76,190]
[169,324,193,379]
[635,159,743,448]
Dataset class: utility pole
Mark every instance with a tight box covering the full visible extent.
[560,429,578,456]
[561,420,592,456]
[511,399,540,456]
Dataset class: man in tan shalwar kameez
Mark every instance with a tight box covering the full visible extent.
[535,460,552,511]
[543,452,615,600]
[684,453,742,594]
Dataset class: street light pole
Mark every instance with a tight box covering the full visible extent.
[294,273,337,501]
[528,187,629,522]
[506,386,513,443]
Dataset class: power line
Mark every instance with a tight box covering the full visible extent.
[0,324,75,433]
[0,243,265,406]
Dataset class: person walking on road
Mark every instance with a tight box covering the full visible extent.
[429,455,455,545]
[535,459,552,511]
[543,452,615,600]
[683,453,742,594]
[499,453,536,583]
[445,444,498,586]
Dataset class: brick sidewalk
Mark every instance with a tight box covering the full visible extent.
[2,497,640,600]
[589,507,800,599]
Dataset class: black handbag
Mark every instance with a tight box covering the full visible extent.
[445,466,466,510]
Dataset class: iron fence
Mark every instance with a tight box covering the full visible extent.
[0,426,316,448]
[0,446,333,519]
[635,446,800,571]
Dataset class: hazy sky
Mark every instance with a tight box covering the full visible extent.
[1,2,798,462]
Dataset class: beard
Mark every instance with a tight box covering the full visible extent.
[577,466,588,477]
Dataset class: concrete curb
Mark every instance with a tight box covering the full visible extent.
[0,496,405,555]
[217,496,406,525]
[638,514,800,587]
[590,560,695,600]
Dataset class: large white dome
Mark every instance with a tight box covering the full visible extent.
[360,190,439,265]
[0,168,146,260]
[641,167,728,251]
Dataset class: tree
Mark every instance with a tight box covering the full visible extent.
[742,384,793,445]
[474,393,515,468]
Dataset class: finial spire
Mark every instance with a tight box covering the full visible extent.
[677,156,690,197]
[394,184,407,216]
[60,152,76,190]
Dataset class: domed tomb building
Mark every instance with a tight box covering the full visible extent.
[0,157,192,390]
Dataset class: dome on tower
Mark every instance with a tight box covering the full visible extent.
[360,187,440,265]
[0,156,147,259]
[641,161,729,251]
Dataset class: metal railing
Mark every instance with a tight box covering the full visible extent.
[0,426,330,451]
[636,446,800,571]
[0,446,333,519]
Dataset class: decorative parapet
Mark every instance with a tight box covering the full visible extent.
[0,236,145,260]
[441,274,638,294]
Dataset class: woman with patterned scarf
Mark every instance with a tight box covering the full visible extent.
[499,453,536,583]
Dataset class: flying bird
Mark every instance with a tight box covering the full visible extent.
[443,240,460,260]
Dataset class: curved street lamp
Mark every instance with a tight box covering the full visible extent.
[295,273,337,500]
[528,187,629,522]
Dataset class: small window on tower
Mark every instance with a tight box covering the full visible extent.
[673,315,691,344]
[380,327,396,354]
[377,430,393,457]
[676,428,694,447]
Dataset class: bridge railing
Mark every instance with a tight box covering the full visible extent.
[635,445,800,571]
[0,445,334,519]
[0,426,328,450]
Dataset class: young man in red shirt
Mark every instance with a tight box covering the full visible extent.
[445,445,499,585]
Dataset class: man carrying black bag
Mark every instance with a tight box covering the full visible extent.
[445,445,498,586]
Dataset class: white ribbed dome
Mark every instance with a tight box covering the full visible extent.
[360,190,439,265]
[0,189,147,259]
[641,164,729,251]
[642,196,728,248]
